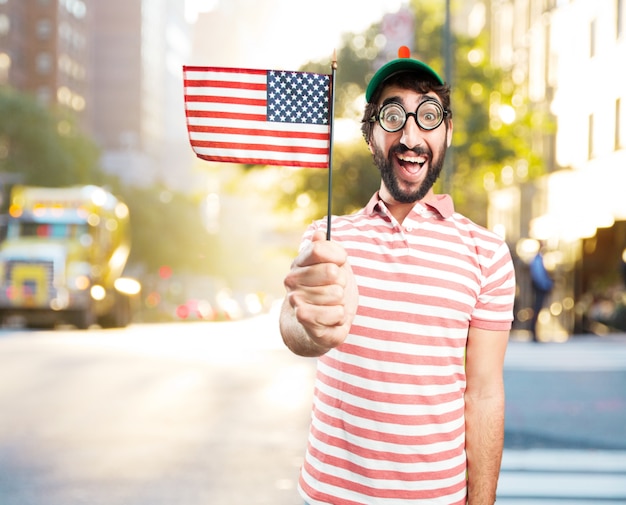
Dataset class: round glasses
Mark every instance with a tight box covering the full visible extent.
[370,99,449,132]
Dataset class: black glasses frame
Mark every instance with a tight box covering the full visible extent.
[369,99,449,132]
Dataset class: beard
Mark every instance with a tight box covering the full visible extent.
[371,141,447,203]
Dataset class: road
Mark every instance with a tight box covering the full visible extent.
[0,316,625,504]
[500,336,626,504]
[0,316,317,505]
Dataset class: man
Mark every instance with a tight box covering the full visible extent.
[529,245,553,342]
[280,49,516,505]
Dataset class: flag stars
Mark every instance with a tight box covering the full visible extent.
[266,70,330,125]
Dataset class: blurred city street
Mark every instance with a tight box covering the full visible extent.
[1,1,626,503]
[0,315,317,505]
[0,315,624,505]
[500,335,626,504]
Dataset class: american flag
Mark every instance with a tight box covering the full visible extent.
[183,66,332,168]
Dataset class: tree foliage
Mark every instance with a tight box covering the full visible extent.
[112,184,218,276]
[273,0,550,226]
[0,87,216,278]
[445,19,550,222]
[0,87,102,186]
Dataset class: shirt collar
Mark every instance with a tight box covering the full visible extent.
[365,192,455,219]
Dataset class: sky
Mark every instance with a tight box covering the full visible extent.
[185,0,406,69]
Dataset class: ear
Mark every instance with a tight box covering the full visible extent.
[446,119,453,147]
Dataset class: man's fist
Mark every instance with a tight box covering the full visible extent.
[282,231,358,354]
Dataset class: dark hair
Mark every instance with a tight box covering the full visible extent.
[361,72,452,144]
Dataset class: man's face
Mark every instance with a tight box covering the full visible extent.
[369,85,453,204]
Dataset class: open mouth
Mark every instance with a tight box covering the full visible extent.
[397,153,427,175]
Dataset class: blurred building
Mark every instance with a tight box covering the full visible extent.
[0,0,198,191]
[0,0,92,125]
[489,0,626,337]
[91,0,196,190]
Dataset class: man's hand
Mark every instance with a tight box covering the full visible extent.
[281,231,358,356]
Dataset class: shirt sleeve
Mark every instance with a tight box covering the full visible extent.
[470,240,516,331]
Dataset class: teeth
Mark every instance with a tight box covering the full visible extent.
[398,154,427,165]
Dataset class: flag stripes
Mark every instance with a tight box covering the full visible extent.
[183,66,331,168]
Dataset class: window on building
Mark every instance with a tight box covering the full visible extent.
[36,19,53,40]
[0,14,9,36]
[544,0,557,11]
[617,98,623,150]
[588,113,595,159]
[37,86,52,106]
[590,19,596,58]
[0,52,10,84]
[61,0,87,19]
[35,52,52,74]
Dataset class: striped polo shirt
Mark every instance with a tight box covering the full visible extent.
[298,192,516,505]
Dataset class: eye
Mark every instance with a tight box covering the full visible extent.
[381,104,405,128]
[418,101,443,127]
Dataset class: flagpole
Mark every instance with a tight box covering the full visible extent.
[326,51,337,240]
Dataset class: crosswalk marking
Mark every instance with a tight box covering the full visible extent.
[505,338,626,371]
[502,339,626,503]
[497,449,626,504]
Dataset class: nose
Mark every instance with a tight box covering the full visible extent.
[399,113,424,149]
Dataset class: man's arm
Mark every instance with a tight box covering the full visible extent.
[464,326,509,505]
[280,231,358,357]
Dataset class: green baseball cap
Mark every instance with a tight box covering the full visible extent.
[365,46,444,103]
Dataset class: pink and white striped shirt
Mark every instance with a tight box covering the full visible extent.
[298,192,516,505]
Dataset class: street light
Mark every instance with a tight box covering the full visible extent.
[443,0,454,195]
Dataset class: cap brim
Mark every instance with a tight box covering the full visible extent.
[366,58,444,102]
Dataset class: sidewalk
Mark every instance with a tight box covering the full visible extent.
[501,333,626,503]
[510,328,626,344]
[505,333,626,371]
